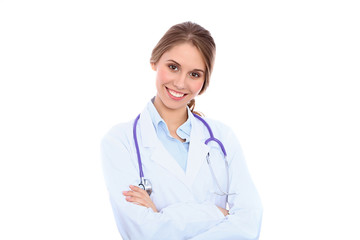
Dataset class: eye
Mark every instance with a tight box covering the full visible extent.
[190,72,200,78]
[168,64,178,71]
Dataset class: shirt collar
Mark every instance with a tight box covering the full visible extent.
[146,98,192,142]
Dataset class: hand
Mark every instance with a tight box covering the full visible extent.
[123,185,158,213]
[217,206,229,217]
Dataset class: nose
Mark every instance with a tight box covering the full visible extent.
[173,73,187,90]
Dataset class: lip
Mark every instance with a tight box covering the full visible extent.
[166,87,187,100]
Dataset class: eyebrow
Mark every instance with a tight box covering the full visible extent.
[166,59,205,73]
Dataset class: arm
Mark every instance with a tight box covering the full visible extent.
[123,186,229,217]
[101,131,225,240]
[189,129,263,240]
[123,185,158,213]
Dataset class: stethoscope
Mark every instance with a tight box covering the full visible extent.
[133,113,236,202]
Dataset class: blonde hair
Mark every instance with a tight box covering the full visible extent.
[150,21,216,115]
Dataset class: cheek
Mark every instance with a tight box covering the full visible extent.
[156,68,172,85]
[190,80,205,94]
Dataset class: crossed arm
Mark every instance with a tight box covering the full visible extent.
[102,127,262,240]
[123,185,229,216]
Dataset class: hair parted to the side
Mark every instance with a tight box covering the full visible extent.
[150,21,216,116]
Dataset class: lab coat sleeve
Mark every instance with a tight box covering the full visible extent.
[189,127,263,240]
[101,126,225,240]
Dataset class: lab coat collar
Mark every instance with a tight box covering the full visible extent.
[138,105,210,188]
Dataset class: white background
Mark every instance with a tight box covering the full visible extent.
[1,0,359,239]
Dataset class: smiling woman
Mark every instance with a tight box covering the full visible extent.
[101,21,263,240]
[152,42,206,129]
[150,22,216,115]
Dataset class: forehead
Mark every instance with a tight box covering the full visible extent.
[160,42,205,70]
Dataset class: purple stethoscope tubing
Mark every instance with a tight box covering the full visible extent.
[133,113,233,199]
[133,114,153,195]
[133,114,143,178]
[192,114,227,157]
[133,113,227,177]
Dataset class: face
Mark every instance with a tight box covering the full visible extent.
[152,42,206,112]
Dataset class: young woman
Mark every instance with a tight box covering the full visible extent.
[101,22,262,240]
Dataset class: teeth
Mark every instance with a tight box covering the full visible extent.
[168,89,185,98]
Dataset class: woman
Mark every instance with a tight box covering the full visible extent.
[101,22,262,240]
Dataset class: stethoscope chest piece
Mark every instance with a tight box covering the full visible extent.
[139,177,152,196]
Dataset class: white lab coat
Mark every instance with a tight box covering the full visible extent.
[101,106,263,240]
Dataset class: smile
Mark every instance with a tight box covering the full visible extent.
[166,87,187,100]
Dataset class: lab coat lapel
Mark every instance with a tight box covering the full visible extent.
[139,108,188,186]
[186,114,210,186]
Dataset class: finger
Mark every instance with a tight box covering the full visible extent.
[124,191,153,206]
[125,193,158,213]
[123,191,150,204]
[125,196,150,207]
[123,187,157,212]
[123,190,147,199]
[129,185,147,194]
[129,185,150,198]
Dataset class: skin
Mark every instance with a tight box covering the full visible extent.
[123,42,228,217]
[152,42,206,142]
[123,185,158,212]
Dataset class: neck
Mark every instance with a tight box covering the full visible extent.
[153,96,188,132]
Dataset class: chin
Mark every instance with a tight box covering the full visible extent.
[162,96,188,111]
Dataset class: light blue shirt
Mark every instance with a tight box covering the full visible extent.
[147,100,191,172]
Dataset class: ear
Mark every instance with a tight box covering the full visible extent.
[150,62,157,71]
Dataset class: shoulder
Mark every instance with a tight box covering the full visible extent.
[193,115,242,150]
[198,116,234,138]
[101,119,135,148]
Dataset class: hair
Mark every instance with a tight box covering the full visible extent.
[150,21,216,116]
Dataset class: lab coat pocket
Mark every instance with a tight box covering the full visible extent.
[207,188,227,209]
